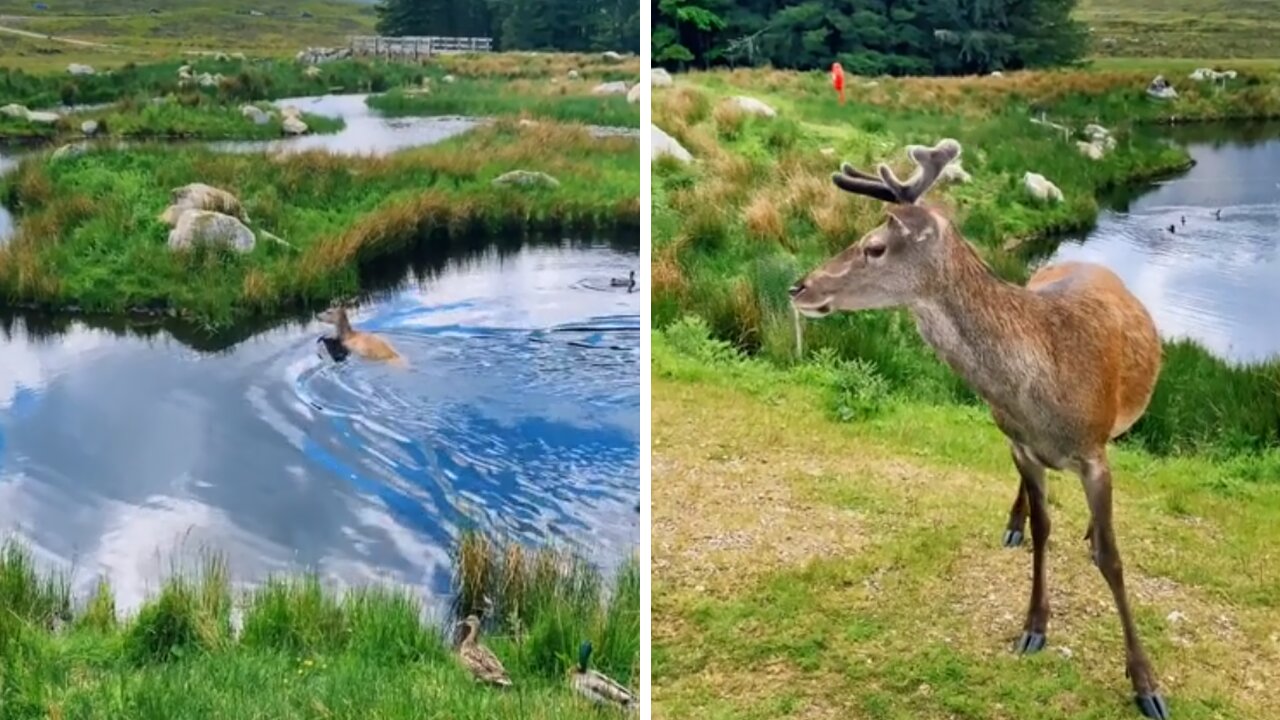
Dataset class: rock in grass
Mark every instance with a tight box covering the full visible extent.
[1077,140,1106,161]
[442,74,456,84]
[24,111,60,124]
[601,51,624,62]
[280,105,303,120]
[940,161,972,184]
[592,81,628,95]
[282,116,309,135]
[652,68,673,87]
[304,65,322,78]
[729,96,777,117]
[81,120,99,136]
[652,124,692,164]
[1,103,29,119]
[159,183,247,226]
[1024,172,1064,203]
[1146,75,1178,100]
[627,84,642,104]
[168,210,256,253]
[568,69,580,80]
[491,170,560,189]
[67,63,95,76]
[241,104,271,125]
[51,143,89,162]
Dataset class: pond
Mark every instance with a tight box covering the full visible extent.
[0,238,641,610]
[1047,122,1280,364]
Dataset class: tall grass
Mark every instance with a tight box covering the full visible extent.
[0,532,638,716]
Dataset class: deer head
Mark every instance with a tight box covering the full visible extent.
[789,139,962,317]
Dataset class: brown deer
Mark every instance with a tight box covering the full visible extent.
[789,139,1168,719]
[317,305,407,367]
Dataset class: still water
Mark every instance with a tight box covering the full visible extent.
[1048,123,1280,363]
[0,240,640,609]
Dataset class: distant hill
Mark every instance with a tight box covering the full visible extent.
[1077,0,1280,58]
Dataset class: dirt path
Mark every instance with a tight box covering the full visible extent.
[653,377,1280,720]
[0,23,122,49]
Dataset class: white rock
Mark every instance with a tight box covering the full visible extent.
[213,52,230,62]
[819,147,836,158]
[241,105,271,125]
[592,81,629,95]
[990,71,1004,77]
[159,183,246,226]
[24,111,60,124]
[198,72,222,88]
[567,69,580,80]
[651,68,673,87]
[1077,140,1106,161]
[729,96,776,117]
[304,65,321,78]
[940,162,972,184]
[168,210,256,253]
[280,105,303,120]
[282,116,308,135]
[231,52,247,61]
[491,170,560,188]
[67,63,95,76]
[442,74,456,84]
[627,84,642,104]
[1167,610,1188,624]
[81,119,99,136]
[601,51,624,62]
[1024,172,1063,203]
[178,64,192,75]
[1,103,29,119]
[1057,647,1074,659]
[651,124,692,164]
[1147,75,1178,100]
[1084,123,1110,142]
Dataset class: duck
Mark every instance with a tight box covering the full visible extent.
[317,305,405,366]
[1167,224,1176,234]
[569,640,635,710]
[610,270,636,290]
[457,615,512,688]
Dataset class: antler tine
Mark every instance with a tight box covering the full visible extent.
[876,139,962,204]
[832,160,899,204]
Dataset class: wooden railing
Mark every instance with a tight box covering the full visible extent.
[348,36,494,59]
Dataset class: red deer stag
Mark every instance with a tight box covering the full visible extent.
[789,140,1167,719]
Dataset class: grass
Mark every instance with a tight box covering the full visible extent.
[651,66,1280,454]
[368,81,639,128]
[0,119,639,329]
[1076,0,1280,59]
[651,326,1280,720]
[0,530,639,718]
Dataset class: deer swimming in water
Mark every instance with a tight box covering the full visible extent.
[789,139,1168,719]
[317,305,406,366]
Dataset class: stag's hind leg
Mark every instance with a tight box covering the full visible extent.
[1011,444,1050,654]
[1003,481,1029,547]
[1079,456,1169,720]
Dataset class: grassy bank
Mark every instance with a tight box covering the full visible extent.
[369,83,638,128]
[0,531,639,718]
[652,326,1280,720]
[0,120,639,329]
[1,100,343,143]
[652,67,1280,454]
[1077,0,1280,59]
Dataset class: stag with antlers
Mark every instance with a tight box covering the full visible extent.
[789,140,1168,719]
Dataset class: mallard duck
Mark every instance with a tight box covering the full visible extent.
[317,305,406,366]
[610,270,636,290]
[569,641,634,709]
[457,615,511,687]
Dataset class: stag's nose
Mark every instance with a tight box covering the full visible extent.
[788,281,806,298]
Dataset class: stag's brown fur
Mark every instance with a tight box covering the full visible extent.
[319,306,406,366]
[790,140,1169,719]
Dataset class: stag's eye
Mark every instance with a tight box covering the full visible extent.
[865,242,887,260]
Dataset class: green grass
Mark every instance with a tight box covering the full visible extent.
[369,82,639,128]
[651,326,1280,720]
[1076,0,1280,59]
[0,531,639,719]
[0,120,639,330]
[652,67,1280,454]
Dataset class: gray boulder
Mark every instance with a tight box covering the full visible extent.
[593,81,628,95]
[1,103,29,119]
[159,183,247,226]
[652,68,673,87]
[67,63,95,76]
[168,210,256,253]
[282,116,309,135]
[81,120,99,136]
[729,96,777,117]
[1024,172,1064,203]
[1147,75,1178,100]
[241,104,272,125]
[651,125,692,164]
[492,170,561,189]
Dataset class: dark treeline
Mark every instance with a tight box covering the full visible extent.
[654,0,1086,75]
[375,0,640,53]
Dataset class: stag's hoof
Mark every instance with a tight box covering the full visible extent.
[1135,692,1170,719]
[1002,529,1024,547]
[1014,631,1046,654]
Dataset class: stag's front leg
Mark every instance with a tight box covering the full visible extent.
[1080,456,1169,720]
[1011,444,1050,653]
[1003,480,1029,547]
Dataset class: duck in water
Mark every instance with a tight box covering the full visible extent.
[610,270,636,291]
[1167,224,1176,234]
[317,305,406,366]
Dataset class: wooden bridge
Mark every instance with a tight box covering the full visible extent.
[348,36,494,60]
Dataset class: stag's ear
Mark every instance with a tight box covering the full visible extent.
[832,172,899,203]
